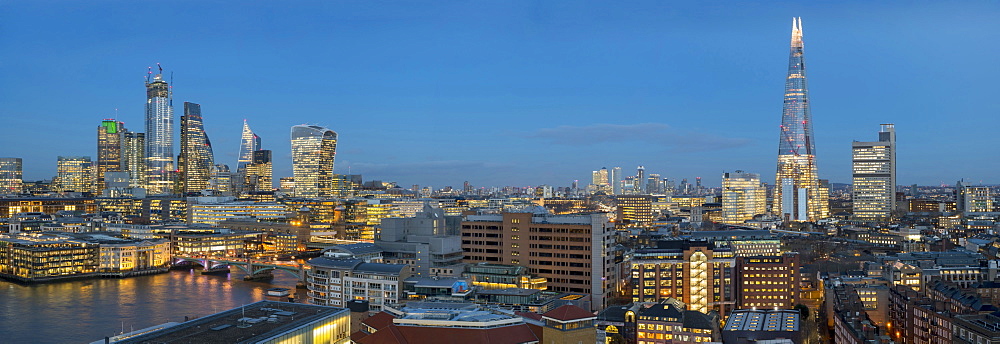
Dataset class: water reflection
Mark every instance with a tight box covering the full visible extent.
[0,268,304,344]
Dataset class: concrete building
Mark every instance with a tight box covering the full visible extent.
[634,300,719,344]
[735,252,800,309]
[957,180,993,214]
[461,209,624,311]
[616,195,655,227]
[377,203,465,277]
[306,257,411,311]
[852,124,896,221]
[630,239,735,315]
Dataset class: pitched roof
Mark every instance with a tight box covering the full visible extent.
[362,311,397,332]
[542,304,594,321]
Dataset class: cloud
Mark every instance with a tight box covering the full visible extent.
[524,123,752,152]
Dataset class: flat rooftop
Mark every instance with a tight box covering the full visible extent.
[723,309,800,332]
[114,301,347,344]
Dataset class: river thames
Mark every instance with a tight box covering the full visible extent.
[0,269,305,344]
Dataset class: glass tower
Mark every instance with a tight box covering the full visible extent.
[144,69,174,195]
[96,119,124,191]
[179,102,215,194]
[236,119,261,195]
[291,125,337,198]
[852,124,896,221]
[56,156,93,193]
[722,171,767,225]
[122,131,146,189]
[774,18,828,222]
[0,158,23,194]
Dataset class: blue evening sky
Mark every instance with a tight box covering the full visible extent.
[1,1,998,188]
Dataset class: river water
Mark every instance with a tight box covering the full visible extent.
[0,269,305,344]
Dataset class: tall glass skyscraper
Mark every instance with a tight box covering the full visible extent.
[0,158,23,194]
[145,69,174,195]
[722,171,767,225]
[291,125,337,198]
[179,102,215,194]
[96,119,124,191]
[236,119,261,195]
[774,18,828,222]
[122,131,146,189]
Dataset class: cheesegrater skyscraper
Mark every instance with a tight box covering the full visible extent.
[774,18,829,222]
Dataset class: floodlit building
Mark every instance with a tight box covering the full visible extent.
[121,131,146,189]
[630,240,736,315]
[0,157,23,194]
[774,18,829,222]
[852,124,896,221]
[306,257,411,311]
[722,171,767,225]
[144,70,175,195]
[291,125,337,198]
[55,156,93,193]
[178,102,215,194]
[96,119,124,192]
[461,209,624,311]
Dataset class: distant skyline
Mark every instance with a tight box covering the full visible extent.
[2,1,999,188]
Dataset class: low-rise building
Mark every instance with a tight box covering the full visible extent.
[722,309,802,344]
[306,257,411,311]
[353,301,539,344]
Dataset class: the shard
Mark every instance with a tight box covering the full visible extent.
[774,18,829,222]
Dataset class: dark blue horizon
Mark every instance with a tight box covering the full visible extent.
[2,1,998,188]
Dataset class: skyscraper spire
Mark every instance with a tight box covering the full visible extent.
[774,17,829,222]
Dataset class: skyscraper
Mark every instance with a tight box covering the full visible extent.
[722,171,767,225]
[55,156,93,193]
[774,18,828,222]
[636,165,646,194]
[96,119,124,192]
[0,158,23,194]
[852,124,896,221]
[236,120,261,195]
[122,131,146,189]
[611,167,622,195]
[210,164,232,195]
[291,125,337,198]
[144,67,174,195]
[178,102,215,194]
[245,150,273,192]
[592,167,609,187]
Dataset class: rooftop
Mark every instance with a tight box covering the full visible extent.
[723,309,800,332]
[113,301,347,344]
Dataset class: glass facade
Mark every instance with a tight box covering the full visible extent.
[179,102,215,194]
[721,171,766,225]
[774,18,828,222]
[55,156,93,193]
[122,131,146,189]
[96,120,124,191]
[291,125,337,198]
[0,157,23,194]
[145,72,174,195]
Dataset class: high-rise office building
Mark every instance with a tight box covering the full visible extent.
[55,156,93,193]
[122,131,146,189]
[178,102,215,194]
[852,124,896,221]
[611,167,622,195]
[774,18,828,222]
[209,164,232,195]
[291,125,337,198]
[0,158,23,194]
[144,68,174,195]
[245,150,273,192]
[722,171,767,225]
[636,166,647,194]
[236,119,261,195]
[592,167,609,187]
[957,180,992,213]
[96,119,124,191]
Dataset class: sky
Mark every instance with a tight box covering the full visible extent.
[2,1,999,188]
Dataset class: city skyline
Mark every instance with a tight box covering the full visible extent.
[2,2,999,187]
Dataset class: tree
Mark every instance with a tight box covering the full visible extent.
[794,304,810,320]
